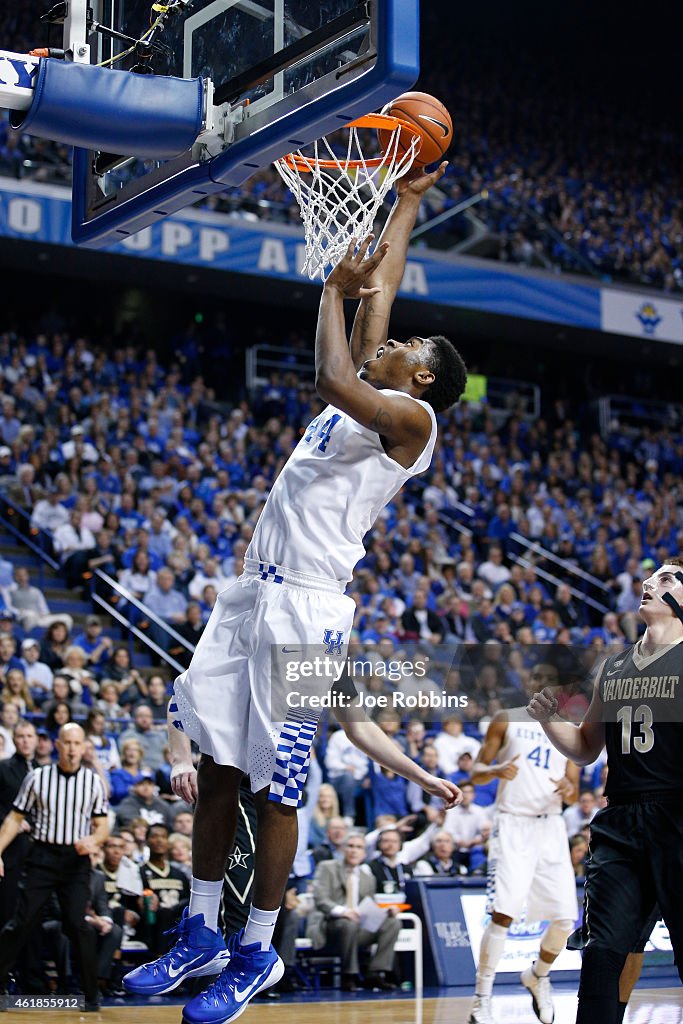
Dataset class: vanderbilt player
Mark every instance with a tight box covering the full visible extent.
[468,658,580,1024]
[141,823,191,956]
[529,560,683,1024]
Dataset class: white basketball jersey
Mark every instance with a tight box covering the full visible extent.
[246,389,437,584]
[495,709,567,816]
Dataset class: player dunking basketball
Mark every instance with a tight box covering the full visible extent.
[468,657,580,1024]
[123,163,467,1024]
[528,560,683,1024]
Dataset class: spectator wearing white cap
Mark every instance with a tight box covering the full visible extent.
[0,447,13,478]
[19,638,54,700]
[60,425,99,464]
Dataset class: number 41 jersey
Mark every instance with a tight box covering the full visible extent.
[495,709,568,816]
[598,639,683,799]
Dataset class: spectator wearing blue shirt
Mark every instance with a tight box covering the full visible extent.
[109,738,147,805]
[532,602,560,643]
[0,397,21,446]
[72,615,114,673]
[198,584,217,625]
[370,763,408,821]
[116,493,145,533]
[0,634,24,679]
[471,599,497,643]
[146,511,174,565]
[450,750,474,787]
[586,611,626,648]
[360,612,400,646]
[486,503,515,550]
[121,531,163,571]
[198,520,232,561]
[553,583,586,638]
[449,753,498,806]
[406,744,451,816]
[390,520,415,559]
[144,568,188,647]
[392,553,422,602]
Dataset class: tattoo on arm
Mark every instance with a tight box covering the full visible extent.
[370,407,393,433]
[353,302,374,349]
[363,300,377,322]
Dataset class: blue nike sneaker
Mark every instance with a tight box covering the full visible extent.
[182,932,284,1024]
[123,909,231,996]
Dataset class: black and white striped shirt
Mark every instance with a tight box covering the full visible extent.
[13,764,108,845]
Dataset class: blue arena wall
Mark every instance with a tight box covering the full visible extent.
[2,178,683,345]
[405,878,675,990]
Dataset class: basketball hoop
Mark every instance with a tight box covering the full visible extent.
[274,113,421,280]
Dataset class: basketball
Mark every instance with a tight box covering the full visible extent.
[377,91,453,168]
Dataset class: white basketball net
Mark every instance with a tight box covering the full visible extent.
[274,118,420,280]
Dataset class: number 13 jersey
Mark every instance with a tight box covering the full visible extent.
[598,639,683,799]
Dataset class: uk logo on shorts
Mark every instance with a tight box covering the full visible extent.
[323,629,344,655]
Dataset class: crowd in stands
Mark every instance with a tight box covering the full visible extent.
[1,327,680,658]
[0,318,666,992]
[0,702,603,995]
[0,5,677,999]
[1,4,681,291]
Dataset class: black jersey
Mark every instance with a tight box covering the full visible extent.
[141,860,190,911]
[598,641,683,798]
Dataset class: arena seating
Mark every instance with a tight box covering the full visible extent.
[1,3,680,291]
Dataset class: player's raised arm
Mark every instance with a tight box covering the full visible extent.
[335,707,461,809]
[349,164,447,370]
[527,681,606,766]
[315,235,435,459]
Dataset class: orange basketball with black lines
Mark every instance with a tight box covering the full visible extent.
[377,92,453,168]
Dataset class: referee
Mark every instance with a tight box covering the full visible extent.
[0,722,109,1012]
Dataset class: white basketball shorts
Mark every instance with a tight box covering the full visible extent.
[486,812,579,922]
[170,558,355,807]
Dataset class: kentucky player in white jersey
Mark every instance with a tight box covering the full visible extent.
[468,659,580,1024]
[123,164,466,1024]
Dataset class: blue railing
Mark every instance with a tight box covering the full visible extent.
[0,493,195,673]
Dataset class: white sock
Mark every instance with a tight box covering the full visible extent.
[475,922,508,997]
[189,877,223,933]
[532,957,551,977]
[242,905,280,951]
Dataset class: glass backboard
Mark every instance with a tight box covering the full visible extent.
[72,0,419,247]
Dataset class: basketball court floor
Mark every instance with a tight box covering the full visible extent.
[4,985,681,1023]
